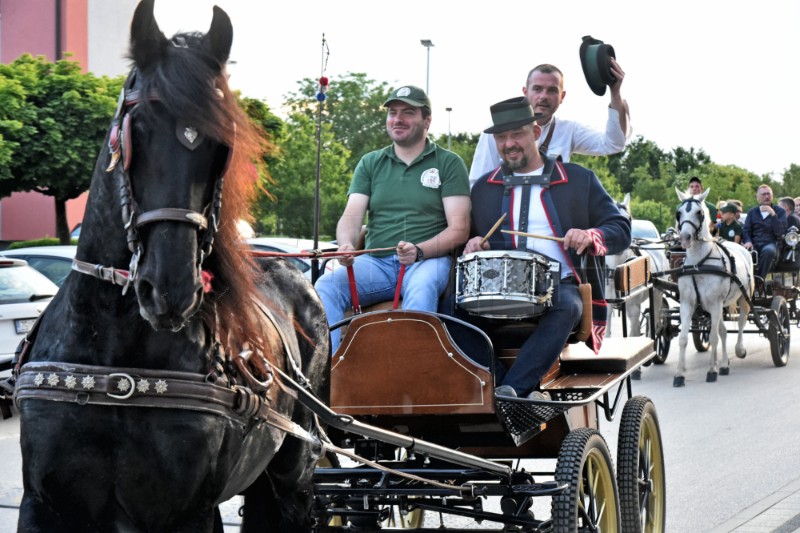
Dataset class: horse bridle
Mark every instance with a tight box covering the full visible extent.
[73,69,231,294]
[675,197,708,242]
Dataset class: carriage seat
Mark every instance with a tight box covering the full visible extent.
[559,337,654,374]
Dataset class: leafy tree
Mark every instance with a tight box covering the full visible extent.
[432,132,480,170]
[0,54,123,243]
[284,72,389,172]
[256,112,350,239]
[672,146,711,174]
[615,136,671,192]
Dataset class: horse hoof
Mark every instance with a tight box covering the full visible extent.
[673,376,685,387]
[720,367,730,376]
[706,371,718,382]
[632,369,642,380]
[735,349,747,359]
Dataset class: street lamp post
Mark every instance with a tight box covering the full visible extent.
[446,107,452,150]
[420,39,434,94]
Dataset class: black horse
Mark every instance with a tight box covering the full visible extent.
[13,1,329,531]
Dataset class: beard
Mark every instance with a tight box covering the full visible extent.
[502,149,528,171]
[390,123,426,147]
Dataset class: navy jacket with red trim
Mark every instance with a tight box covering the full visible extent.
[470,157,631,351]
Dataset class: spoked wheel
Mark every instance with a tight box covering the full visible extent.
[652,296,671,364]
[553,428,621,533]
[381,449,425,529]
[691,310,710,352]
[768,296,791,367]
[617,397,666,533]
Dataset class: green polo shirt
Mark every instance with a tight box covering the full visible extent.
[349,140,469,255]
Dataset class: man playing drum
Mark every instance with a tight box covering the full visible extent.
[464,96,630,400]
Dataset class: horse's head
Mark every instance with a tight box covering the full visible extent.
[108,0,237,330]
[675,187,712,249]
[616,193,632,221]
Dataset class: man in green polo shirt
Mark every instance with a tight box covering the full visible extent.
[315,85,471,352]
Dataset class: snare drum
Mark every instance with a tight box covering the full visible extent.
[455,250,559,319]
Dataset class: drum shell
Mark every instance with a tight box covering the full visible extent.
[455,250,557,319]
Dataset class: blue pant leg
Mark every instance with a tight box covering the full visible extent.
[758,243,778,278]
[314,255,398,352]
[401,256,453,312]
[501,283,583,396]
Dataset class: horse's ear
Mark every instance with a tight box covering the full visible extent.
[699,188,710,201]
[676,187,689,201]
[205,6,233,67]
[130,0,167,71]
[623,193,631,207]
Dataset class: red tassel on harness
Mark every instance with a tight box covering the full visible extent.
[201,270,214,293]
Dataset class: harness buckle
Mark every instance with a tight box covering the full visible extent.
[107,373,136,400]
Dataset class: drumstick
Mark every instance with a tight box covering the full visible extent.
[480,213,507,246]
[501,229,565,243]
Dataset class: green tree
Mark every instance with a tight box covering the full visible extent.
[432,132,480,169]
[284,72,389,172]
[257,112,350,238]
[0,54,123,243]
[781,164,800,197]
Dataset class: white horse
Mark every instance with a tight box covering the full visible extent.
[673,188,754,386]
[606,194,668,339]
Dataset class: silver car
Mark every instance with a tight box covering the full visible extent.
[0,258,58,370]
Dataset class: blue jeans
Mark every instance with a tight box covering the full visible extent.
[500,282,583,396]
[756,242,778,279]
[315,255,453,352]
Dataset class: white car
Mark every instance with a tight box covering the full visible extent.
[0,258,58,369]
[631,219,668,271]
[0,245,77,288]
[247,238,340,280]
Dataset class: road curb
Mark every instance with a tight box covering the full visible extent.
[710,476,800,532]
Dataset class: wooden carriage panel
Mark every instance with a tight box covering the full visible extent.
[330,311,494,415]
[614,254,651,296]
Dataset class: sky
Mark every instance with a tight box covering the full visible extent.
[151,0,800,179]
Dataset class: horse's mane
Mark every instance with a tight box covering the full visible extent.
[131,32,273,361]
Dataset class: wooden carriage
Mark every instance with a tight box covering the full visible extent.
[313,253,665,531]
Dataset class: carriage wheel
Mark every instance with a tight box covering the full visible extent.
[553,429,621,533]
[316,453,344,528]
[652,297,671,364]
[768,296,791,367]
[691,311,710,352]
[617,396,666,533]
[381,448,425,529]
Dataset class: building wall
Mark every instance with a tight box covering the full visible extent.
[86,0,137,77]
[0,0,58,63]
[0,0,128,242]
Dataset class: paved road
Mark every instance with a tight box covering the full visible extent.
[1,313,799,531]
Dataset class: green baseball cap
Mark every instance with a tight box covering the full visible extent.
[383,85,431,109]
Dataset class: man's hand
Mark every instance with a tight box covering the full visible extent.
[337,243,356,267]
[744,242,754,251]
[760,205,776,217]
[463,236,490,254]
[397,241,418,266]
[563,229,595,255]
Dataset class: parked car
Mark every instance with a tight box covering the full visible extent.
[0,245,77,287]
[0,258,58,370]
[247,238,339,280]
[632,219,668,270]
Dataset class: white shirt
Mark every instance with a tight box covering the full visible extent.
[468,107,631,187]
[509,169,571,278]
